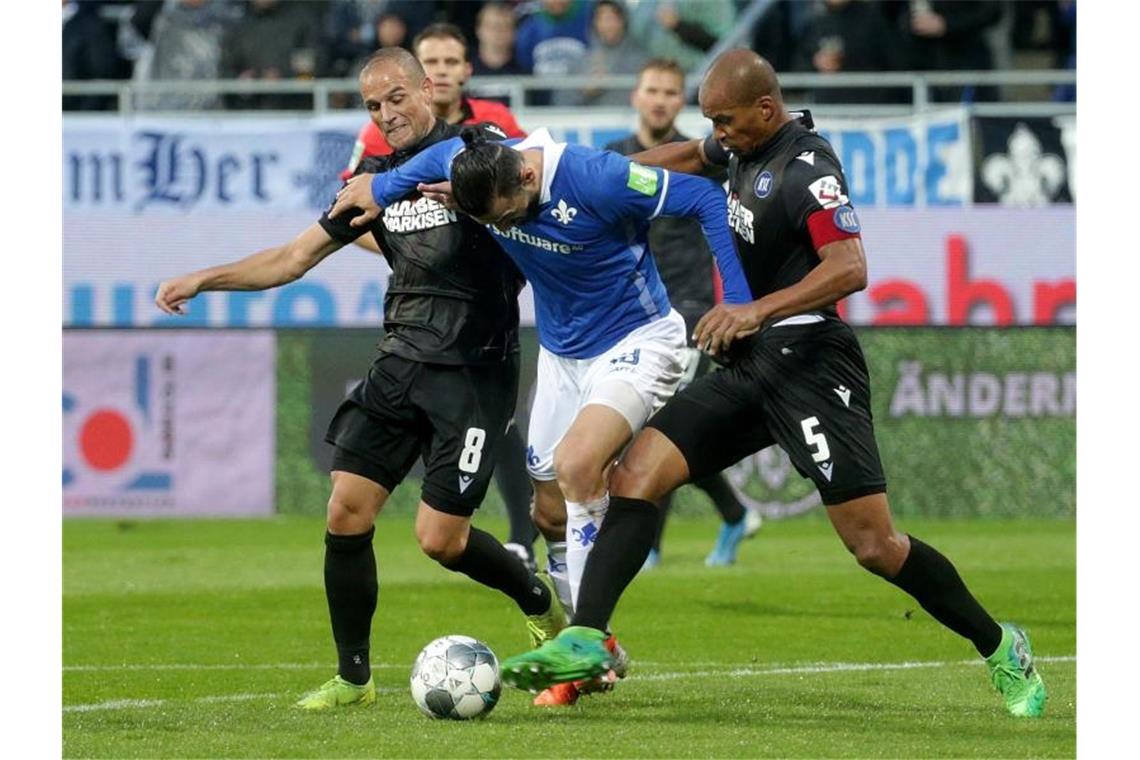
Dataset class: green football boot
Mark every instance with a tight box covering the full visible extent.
[524,570,567,649]
[502,625,612,692]
[985,622,1047,718]
[294,675,376,711]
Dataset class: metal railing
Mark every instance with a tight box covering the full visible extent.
[62,68,1076,119]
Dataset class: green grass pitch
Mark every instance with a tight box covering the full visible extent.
[64,515,1075,758]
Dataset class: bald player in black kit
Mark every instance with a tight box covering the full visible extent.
[501,49,1048,720]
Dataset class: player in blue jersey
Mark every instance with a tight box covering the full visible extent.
[330,124,750,705]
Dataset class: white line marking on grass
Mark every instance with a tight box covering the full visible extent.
[63,699,164,713]
[638,655,1076,682]
[64,662,409,672]
[63,656,1074,714]
[64,688,407,714]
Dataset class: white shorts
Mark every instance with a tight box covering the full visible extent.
[526,310,687,481]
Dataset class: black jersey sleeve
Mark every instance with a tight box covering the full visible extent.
[701,134,731,167]
[317,155,390,244]
[781,149,854,233]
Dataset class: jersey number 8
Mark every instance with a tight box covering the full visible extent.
[459,427,487,474]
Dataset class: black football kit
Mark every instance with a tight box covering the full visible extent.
[318,120,523,515]
[648,113,887,505]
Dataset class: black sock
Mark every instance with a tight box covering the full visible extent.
[652,493,673,553]
[443,526,549,615]
[887,534,1003,657]
[574,496,659,630]
[694,472,745,525]
[324,528,378,685]
[494,424,538,549]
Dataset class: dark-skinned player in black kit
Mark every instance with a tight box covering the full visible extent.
[500,49,1047,720]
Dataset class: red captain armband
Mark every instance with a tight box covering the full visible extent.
[806,205,862,250]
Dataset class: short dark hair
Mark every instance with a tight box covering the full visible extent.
[637,57,685,87]
[413,22,469,60]
[451,129,525,219]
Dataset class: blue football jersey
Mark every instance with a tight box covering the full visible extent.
[368,129,751,358]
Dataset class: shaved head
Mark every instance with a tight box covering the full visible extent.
[698,48,790,156]
[699,49,781,110]
[360,47,426,85]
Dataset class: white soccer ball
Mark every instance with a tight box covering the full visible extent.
[409,635,501,720]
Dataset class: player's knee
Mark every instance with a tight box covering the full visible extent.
[849,534,907,577]
[418,529,466,565]
[552,446,603,502]
[326,493,375,534]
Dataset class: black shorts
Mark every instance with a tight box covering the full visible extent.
[649,318,886,506]
[325,352,519,516]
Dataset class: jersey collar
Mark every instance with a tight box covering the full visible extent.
[510,128,566,204]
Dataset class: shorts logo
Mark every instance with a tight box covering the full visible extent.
[609,348,640,367]
[817,461,834,482]
[833,385,851,407]
[833,205,860,234]
[526,445,540,468]
[458,474,474,494]
[571,522,599,547]
[754,171,774,198]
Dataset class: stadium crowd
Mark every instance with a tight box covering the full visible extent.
[64,0,1075,110]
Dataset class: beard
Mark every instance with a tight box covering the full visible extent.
[518,191,543,225]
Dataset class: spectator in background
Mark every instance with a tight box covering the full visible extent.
[220,0,324,109]
[1052,0,1075,102]
[63,0,126,110]
[133,0,237,111]
[321,0,381,79]
[793,0,908,104]
[627,0,735,74]
[514,0,590,102]
[906,0,1003,102]
[472,1,525,76]
[375,11,409,49]
[750,0,814,74]
[558,0,647,106]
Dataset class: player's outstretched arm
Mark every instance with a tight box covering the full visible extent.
[628,138,709,175]
[154,223,342,315]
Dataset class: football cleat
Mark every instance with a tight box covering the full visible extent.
[604,634,630,680]
[524,570,567,649]
[533,681,581,706]
[705,518,747,566]
[294,675,376,711]
[502,626,611,692]
[986,622,1047,718]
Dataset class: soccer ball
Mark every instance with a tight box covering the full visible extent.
[409,635,501,720]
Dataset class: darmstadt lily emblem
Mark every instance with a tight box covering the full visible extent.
[552,198,578,225]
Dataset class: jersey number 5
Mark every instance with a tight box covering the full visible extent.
[459,427,487,474]
[800,416,831,463]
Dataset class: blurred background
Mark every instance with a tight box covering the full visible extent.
[61,0,1076,523]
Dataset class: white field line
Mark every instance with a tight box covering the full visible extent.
[65,655,1077,674]
[62,656,1074,714]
